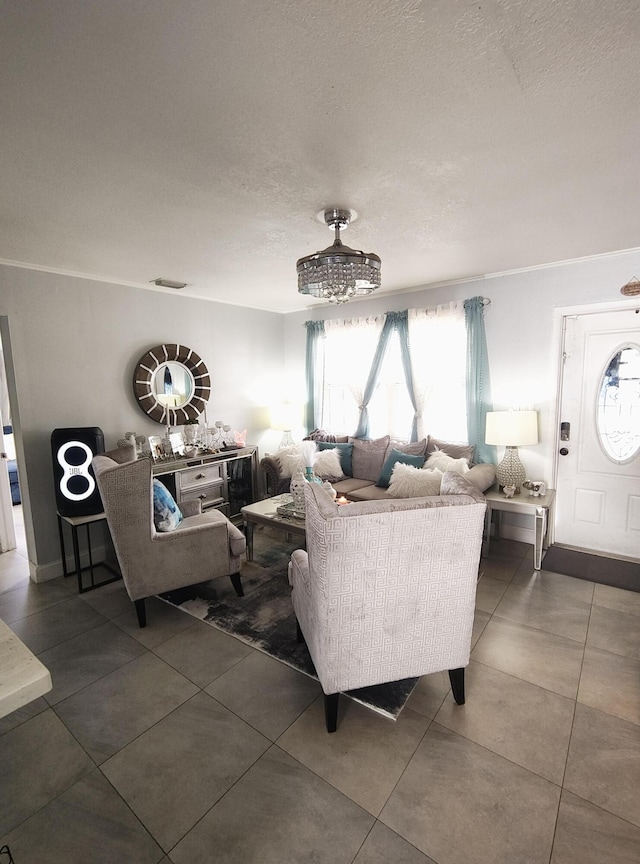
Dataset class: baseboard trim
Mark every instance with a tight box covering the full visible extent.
[30,543,108,584]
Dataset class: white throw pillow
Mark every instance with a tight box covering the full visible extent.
[387,463,443,498]
[277,445,344,480]
[424,450,470,474]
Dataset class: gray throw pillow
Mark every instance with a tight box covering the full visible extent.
[348,435,390,482]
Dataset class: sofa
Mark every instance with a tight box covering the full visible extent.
[260,432,496,502]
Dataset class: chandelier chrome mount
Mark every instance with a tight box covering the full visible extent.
[296,208,381,303]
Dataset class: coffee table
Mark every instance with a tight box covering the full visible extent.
[241,494,306,561]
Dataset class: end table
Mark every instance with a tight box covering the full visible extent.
[483,486,556,570]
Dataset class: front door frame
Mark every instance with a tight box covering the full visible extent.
[551,297,639,550]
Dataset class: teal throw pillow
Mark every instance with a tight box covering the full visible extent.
[317,441,354,477]
[152,479,183,532]
[376,449,425,488]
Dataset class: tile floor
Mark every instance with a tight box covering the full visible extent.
[1,512,639,863]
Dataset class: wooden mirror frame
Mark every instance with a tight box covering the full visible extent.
[133,344,211,425]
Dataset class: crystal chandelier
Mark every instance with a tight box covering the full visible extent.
[296,208,381,303]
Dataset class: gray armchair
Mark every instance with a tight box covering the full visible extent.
[289,473,486,731]
[93,447,245,627]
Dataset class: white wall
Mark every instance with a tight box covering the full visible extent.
[0,265,285,580]
[284,248,640,541]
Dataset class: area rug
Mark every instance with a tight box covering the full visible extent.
[543,545,640,593]
[159,526,419,719]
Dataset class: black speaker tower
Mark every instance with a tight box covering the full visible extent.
[51,427,105,517]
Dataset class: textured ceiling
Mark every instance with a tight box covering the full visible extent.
[1,0,639,312]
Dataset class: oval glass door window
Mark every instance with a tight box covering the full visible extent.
[596,344,640,463]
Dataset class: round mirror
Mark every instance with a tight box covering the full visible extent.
[133,344,210,425]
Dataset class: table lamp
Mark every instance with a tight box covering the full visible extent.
[485,410,538,493]
[270,402,300,450]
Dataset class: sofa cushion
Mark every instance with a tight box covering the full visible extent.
[348,435,390,482]
[426,437,475,464]
[387,464,443,498]
[376,448,425,488]
[317,441,354,477]
[424,450,470,474]
[347,484,393,501]
[152,479,183,532]
[466,463,497,493]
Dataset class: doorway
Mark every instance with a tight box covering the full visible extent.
[555,305,640,561]
[0,319,21,556]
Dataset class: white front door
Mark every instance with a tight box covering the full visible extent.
[555,307,640,560]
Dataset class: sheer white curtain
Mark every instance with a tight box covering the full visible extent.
[322,316,384,434]
[408,302,467,442]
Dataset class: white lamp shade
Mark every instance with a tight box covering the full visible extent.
[270,403,300,432]
[485,411,538,447]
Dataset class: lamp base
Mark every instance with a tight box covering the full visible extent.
[496,446,526,494]
[278,430,295,450]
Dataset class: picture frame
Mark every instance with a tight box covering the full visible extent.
[148,435,164,461]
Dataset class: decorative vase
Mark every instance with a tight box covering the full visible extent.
[290,469,307,512]
[304,467,322,485]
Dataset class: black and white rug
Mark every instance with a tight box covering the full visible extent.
[159,526,419,719]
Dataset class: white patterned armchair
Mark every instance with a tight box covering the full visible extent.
[289,473,486,731]
[93,447,246,627]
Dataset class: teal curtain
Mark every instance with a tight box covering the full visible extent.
[304,321,325,433]
[354,314,396,439]
[464,297,496,464]
[393,311,419,442]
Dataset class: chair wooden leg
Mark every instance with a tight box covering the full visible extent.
[229,572,244,597]
[449,667,465,704]
[324,693,339,733]
[135,598,147,628]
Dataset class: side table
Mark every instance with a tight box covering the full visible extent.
[483,486,556,571]
[57,511,121,593]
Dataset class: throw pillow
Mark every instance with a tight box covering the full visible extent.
[426,437,475,464]
[387,464,443,498]
[348,435,390,482]
[277,445,344,480]
[152,479,183,532]
[424,450,470,474]
[317,441,354,476]
[376,448,425,488]
[386,438,428,459]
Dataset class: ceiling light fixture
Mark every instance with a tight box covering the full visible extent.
[151,278,187,290]
[296,208,381,304]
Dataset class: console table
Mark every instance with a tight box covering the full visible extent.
[483,486,556,570]
[152,446,259,526]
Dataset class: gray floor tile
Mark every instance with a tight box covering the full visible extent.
[169,745,374,864]
[0,574,77,623]
[79,578,132,619]
[564,703,640,828]
[513,567,595,604]
[474,575,508,613]
[593,582,640,619]
[39,620,147,705]
[353,821,436,864]
[54,652,198,763]
[551,790,640,864]
[578,646,640,726]
[405,670,450,720]
[112,596,197,648]
[205,650,321,739]
[479,553,522,582]
[493,582,591,642]
[587,604,640,661]
[486,538,530,561]
[8,596,107,653]
[0,695,48,735]
[278,699,429,816]
[471,617,584,698]
[2,769,163,863]
[0,709,94,835]
[102,691,270,852]
[380,723,561,864]
[152,618,252,687]
[435,660,574,784]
